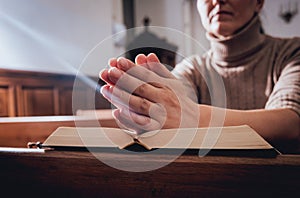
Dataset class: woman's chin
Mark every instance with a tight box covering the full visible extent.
[210,23,236,39]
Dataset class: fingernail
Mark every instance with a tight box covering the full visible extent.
[112,109,120,119]
[108,58,117,67]
[100,85,111,99]
[147,53,158,62]
[108,67,122,82]
[111,67,122,76]
[117,57,128,70]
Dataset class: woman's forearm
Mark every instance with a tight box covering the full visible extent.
[199,105,300,153]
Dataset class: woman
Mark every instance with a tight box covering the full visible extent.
[99,0,300,153]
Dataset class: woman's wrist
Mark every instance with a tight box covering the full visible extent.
[198,104,212,127]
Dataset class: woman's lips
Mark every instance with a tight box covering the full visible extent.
[210,10,233,22]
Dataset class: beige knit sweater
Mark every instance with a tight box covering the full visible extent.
[172,16,300,116]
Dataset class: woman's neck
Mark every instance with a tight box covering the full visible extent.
[207,15,266,62]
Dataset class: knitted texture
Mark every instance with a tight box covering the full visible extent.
[172,16,300,115]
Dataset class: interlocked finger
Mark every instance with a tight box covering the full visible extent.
[109,67,165,103]
[110,86,162,119]
[113,109,162,134]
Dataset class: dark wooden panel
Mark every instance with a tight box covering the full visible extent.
[59,87,73,115]
[0,69,111,117]
[59,87,90,115]
[22,86,56,116]
[0,87,9,117]
[0,85,16,117]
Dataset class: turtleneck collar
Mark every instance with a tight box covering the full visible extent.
[207,15,266,62]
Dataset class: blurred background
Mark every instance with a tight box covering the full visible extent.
[0,0,299,117]
[1,0,299,76]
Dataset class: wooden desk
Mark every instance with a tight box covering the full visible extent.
[1,150,299,197]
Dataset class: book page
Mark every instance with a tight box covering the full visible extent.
[42,125,274,152]
[42,127,134,149]
[138,125,273,150]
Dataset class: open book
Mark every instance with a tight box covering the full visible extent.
[38,125,278,157]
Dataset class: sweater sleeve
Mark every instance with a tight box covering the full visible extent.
[265,39,300,116]
[172,54,227,107]
[171,56,202,103]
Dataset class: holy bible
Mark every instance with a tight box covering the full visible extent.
[36,125,278,157]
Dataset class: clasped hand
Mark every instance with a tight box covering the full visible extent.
[99,53,199,133]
